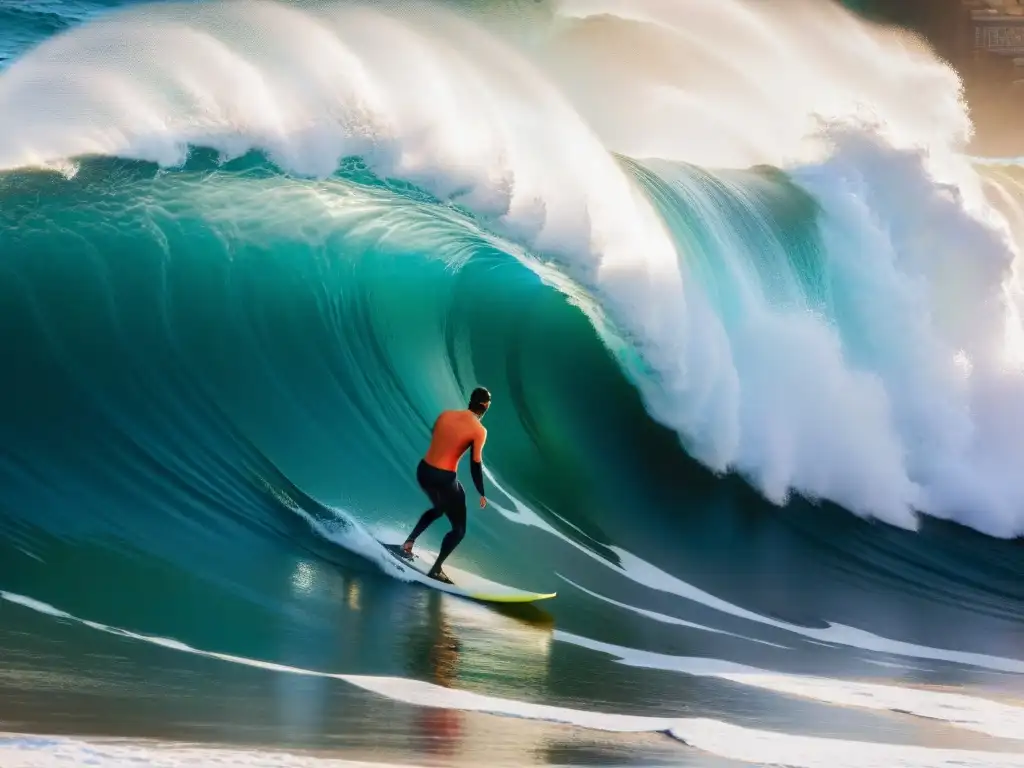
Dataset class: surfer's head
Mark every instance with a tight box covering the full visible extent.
[469,387,491,416]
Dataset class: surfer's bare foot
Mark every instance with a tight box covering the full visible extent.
[428,569,453,585]
[402,539,414,556]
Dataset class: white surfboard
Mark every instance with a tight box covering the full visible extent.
[377,539,556,604]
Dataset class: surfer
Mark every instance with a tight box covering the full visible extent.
[401,387,491,583]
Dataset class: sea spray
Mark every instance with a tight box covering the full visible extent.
[2,0,1024,537]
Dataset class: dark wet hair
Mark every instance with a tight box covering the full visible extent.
[468,387,491,413]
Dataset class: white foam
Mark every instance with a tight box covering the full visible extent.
[0,0,680,284]
[484,470,1024,675]
[544,0,970,168]
[555,630,1024,741]
[1,592,69,618]
[284,455,1002,682]
[4,726,1023,768]
[5,0,1024,536]
[4,590,1023,760]
[0,734,419,767]
[560,576,790,649]
[16,548,44,563]
[255,478,418,586]
[535,0,1024,538]
[609,544,1024,673]
[501,1,1024,538]
[665,721,1024,768]
[347,675,1024,768]
[780,132,1024,536]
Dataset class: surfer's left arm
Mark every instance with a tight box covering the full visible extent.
[471,428,487,508]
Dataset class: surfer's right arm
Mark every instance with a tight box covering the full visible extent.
[471,428,487,508]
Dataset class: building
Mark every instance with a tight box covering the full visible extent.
[966,0,1024,81]
[960,1,1024,153]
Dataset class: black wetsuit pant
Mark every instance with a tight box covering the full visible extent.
[406,459,467,573]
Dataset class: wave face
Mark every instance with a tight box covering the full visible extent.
[3,0,1024,539]
[2,2,1024,766]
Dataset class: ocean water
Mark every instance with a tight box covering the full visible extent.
[1,1,1023,766]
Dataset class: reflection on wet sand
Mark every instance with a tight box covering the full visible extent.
[402,589,557,761]
[409,592,462,756]
[0,569,694,766]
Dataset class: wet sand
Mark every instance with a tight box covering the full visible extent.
[3,580,1024,767]
[0,595,729,767]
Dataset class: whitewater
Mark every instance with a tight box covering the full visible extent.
[2,1,1024,767]
[3,0,1024,536]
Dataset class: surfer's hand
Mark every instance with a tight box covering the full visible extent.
[479,496,487,509]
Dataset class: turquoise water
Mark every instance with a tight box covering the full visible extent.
[1,2,1024,767]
